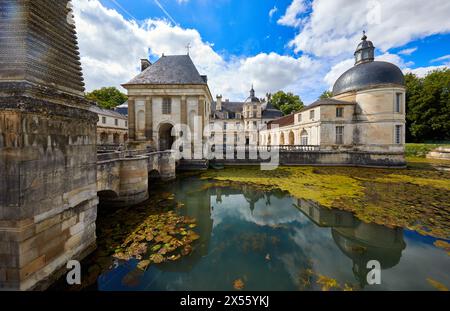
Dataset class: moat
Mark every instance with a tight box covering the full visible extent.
[52,162,450,291]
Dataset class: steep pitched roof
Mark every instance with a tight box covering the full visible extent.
[123,55,207,85]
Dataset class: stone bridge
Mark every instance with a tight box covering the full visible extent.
[96,150,176,207]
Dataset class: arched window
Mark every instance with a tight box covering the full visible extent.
[279,132,285,145]
[300,129,308,146]
[288,131,295,145]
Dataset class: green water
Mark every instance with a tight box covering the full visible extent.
[83,175,449,291]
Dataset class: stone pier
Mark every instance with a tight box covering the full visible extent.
[0,0,98,290]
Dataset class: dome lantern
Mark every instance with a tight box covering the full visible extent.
[354,31,375,65]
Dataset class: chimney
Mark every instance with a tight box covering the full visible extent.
[216,95,222,111]
[141,59,151,72]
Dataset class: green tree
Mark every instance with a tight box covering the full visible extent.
[405,69,450,142]
[86,87,127,110]
[270,91,304,115]
[319,90,333,99]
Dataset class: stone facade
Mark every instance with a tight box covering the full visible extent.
[209,88,283,147]
[0,0,98,290]
[123,55,212,160]
[89,105,128,146]
[259,35,406,167]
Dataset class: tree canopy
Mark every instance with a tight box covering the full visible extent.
[269,91,304,115]
[319,90,333,99]
[405,69,450,142]
[86,87,127,110]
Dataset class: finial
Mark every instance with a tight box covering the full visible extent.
[185,43,191,55]
[362,30,367,41]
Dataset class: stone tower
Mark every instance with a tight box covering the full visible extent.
[0,0,98,290]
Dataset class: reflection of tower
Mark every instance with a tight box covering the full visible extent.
[295,199,406,287]
[242,185,265,215]
[332,225,405,288]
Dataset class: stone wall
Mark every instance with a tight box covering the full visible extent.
[0,97,98,290]
[212,149,406,168]
[96,150,176,207]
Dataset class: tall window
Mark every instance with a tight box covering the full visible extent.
[298,114,302,123]
[223,122,227,130]
[336,107,344,118]
[395,125,402,144]
[114,118,118,126]
[236,122,240,130]
[300,130,308,145]
[310,110,315,120]
[125,121,128,127]
[253,112,257,118]
[336,126,344,144]
[102,116,106,124]
[162,98,172,114]
[395,93,402,113]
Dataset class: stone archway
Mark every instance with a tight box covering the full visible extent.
[289,131,295,145]
[279,132,285,145]
[100,132,108,144]
[113,133,120,144]
[159,123,174,151]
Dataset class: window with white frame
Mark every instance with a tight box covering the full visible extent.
[310,110,315,120]
[102,116,106,124]
[336,126,344,144]
[300,130,308,145]
[162,98,172,114]
[395,93,402,113]
[395,125,402,144]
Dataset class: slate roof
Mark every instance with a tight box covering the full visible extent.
[89,105,128,119]
[300,98,355,112]
[261,102,283,119]
[267,114,295,129]
[123,55,207,85]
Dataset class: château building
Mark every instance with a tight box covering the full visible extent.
[259,33,406,154]
[209,87,282,146]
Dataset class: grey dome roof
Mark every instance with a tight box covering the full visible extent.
[332,61,405,96]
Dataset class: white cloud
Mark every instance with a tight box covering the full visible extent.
[398,47,417,56]
[286,0,450,56]
[404,65,448,77]
[431,54,450,63]
[277,0,308,27]
[269,6,278,20]
[73,0,321,102]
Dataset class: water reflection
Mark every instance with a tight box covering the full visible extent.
[295,199,406,288]
[97,177,448,291]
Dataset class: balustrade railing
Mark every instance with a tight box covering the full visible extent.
[215,145,320,152]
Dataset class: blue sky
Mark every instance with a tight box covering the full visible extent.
[73,0,450,103]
